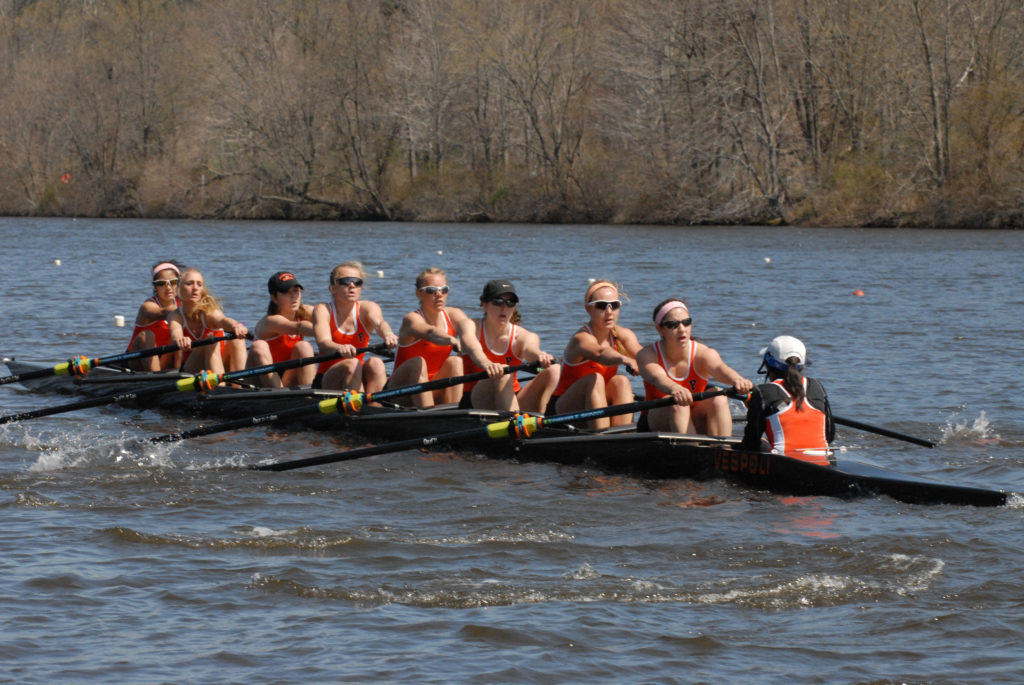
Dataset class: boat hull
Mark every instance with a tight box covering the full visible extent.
[2,360,1008,506]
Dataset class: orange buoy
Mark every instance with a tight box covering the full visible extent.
[853,289,865,297]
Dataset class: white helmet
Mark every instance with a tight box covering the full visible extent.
[760,335,809,372]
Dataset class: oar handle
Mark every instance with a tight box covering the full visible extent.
[535,388,738,430]
[218,343,391,383]
[367,360,542,403]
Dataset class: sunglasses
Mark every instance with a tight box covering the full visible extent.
[152,279,180,287]
[418,285,450,295]
[588,299,621,311]
[488,297,518,307]
[659,318,692,329]
[334,277,363,287]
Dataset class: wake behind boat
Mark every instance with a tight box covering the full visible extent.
[1,359,1009,507]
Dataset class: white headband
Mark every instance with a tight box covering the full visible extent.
[654,300,688,325]
[152,262,180,278]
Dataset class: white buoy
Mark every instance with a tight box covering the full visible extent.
[436,250,443,255]
[764,257,771,264]
[587,278,596,284]
[54,258,62,266]
[376,270,384,278]
[114,315,126,327]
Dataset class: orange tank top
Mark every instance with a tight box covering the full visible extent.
[392,309,455,380]
[552,325,619,396]
[317,301,371,374]
[180,309,225,364]
[126,296,179,351]
[462,322,523,392]
[763,378,830,464]
[263,333,304,364]
[642,340,708,399]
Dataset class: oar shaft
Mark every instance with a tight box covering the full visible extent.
[251,424,490,471]
[200,342,389,385]
[711,380,936,449]
[0,334,237,386]
[0,383,185,425]
[151,402,322,443]
[252,388,736,472]
[0,343,388,425]
[154,360,540,444]
[368,361,541,403]
[833,415,936,448]
[94,333,234,366]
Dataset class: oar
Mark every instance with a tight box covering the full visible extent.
[832,415,935,448]
[707,381,937,449]
[251,388,738,472]
[0,334,237,386]
[150,361,542,444]
[0,343,389,425]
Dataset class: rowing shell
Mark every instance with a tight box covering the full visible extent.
[2,360,1009,506]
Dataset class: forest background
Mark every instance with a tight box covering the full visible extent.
[2,0,1023,227]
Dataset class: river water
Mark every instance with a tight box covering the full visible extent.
[1,218,1022,683]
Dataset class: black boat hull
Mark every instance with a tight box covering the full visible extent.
[2,360,1008,506]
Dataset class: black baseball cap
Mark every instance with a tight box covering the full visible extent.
[480,279,517,302]
[268,271,304,294]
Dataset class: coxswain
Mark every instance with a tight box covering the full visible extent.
[246,271,315,388]
[636,298,753,436]
[545,279,641,429]
[458,279,558,412]
[125,260,187,371]
[312,261,397,392]
[741,336,834,464]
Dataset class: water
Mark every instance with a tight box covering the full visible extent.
[1,218,1023,683]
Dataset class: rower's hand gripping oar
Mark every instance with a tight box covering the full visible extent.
[0,334,239,386]
[150,360,543,444]
[0,342,389,425]
[251,388,739,472]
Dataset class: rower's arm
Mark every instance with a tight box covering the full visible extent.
[454,317,500,374]
[313,303,347,354]
[516,329,553,367]
[361,301,398,347]
[699,347,753,394]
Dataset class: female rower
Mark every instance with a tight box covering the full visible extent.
[246,271,315,388]
[741,336,834,464]
[312,261,398,392]
[168,267,249,374]
[459,279,558,412]
[545,280,641,429]
[387,268,502,407]
[126,260,187,371]
[637,298,753,436]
